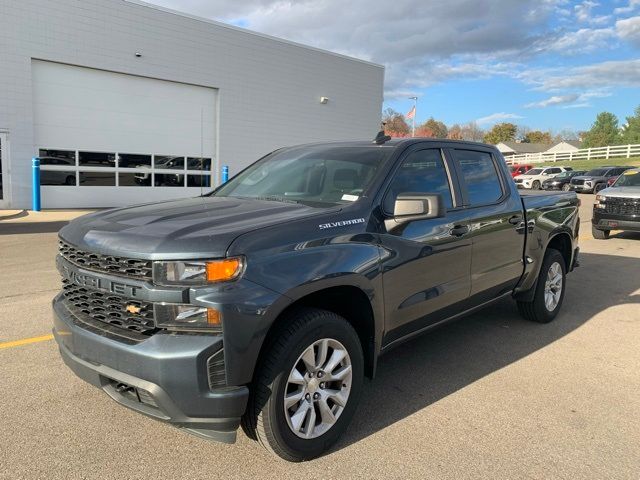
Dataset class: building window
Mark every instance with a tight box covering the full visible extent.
[79,152,115,167]
[119,154,151,169]
[79,172,116,186]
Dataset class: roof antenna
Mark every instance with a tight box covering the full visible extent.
[373,121,391,145]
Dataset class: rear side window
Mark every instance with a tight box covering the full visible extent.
[452,150,503,205]
[384,149,453,212]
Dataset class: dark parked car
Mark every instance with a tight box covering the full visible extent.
[592,168,640,239]
[542,170,587,191]
[569,166,633,193]
[53,138,580,461]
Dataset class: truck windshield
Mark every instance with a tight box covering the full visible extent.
[213,145,392,207]
[613,171,640,186]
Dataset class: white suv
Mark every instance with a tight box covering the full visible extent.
[514,166,572,190]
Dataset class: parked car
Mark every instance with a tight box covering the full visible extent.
[514,166,573,190]
[542,170,587,191]
[53,138,580,461]
[510,164,533,178]
[40,157,76,186]
[592,168,640,239]
[607,176,619,187]
[569,166,633,194]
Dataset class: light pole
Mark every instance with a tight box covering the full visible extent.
[409,96,417,137]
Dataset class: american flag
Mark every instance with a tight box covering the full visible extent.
[406,105,416,119]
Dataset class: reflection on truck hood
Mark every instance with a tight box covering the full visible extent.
[59,196,324,259]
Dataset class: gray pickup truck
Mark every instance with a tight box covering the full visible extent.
[52,138,580,461]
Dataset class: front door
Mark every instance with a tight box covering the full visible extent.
[0,133,8,209]
[379,145,473,347]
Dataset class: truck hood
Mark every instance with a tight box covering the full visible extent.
[572,176,601,182]
[59,196,329,259]
[599,186,640,198]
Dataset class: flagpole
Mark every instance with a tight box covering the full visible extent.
[409,96,417,137]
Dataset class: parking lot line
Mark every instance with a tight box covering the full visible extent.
[0,334,54,350]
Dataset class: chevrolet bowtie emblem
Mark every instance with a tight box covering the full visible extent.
[126,304,142,314]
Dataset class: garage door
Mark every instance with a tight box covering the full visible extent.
[32,60,218,208]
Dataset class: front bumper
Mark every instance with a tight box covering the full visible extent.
[592,211,640,232]
[569,184,594,193]
[52,295,249,443]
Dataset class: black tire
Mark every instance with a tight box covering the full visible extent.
[242,308,364,461]
[532,180,541,190]
[594,183,606,193]
[517,248,566,324]
[562,183,570,191]
[592,225,610,239]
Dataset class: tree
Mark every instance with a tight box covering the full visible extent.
[460,121,485,142]
[553,129,579,143]
[483,122,517,144]
[583,112,621,148]
[448,124,463,140]
[621,106,640,144]
[382,108,410,137]
[523,130,553,144]
[415,117,448,138]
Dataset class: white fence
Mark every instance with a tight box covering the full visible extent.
[504,144,640,165]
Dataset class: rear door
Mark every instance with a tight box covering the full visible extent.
[379,144,472,346]
[447,147,524,301]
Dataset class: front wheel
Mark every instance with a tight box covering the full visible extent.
[517,248,566,323]
[532,180,541,190]
[243,308,364,461]
[594,183,606,193]
[592,225,610,239]
[562,183,571,191]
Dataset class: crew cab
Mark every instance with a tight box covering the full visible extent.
[514,166,572,190]
[592,168,640,239]
[52,138,580,461]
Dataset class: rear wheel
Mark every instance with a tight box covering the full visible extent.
[517,248,566,323]
[242,308,364,461]
[592,225,610,239]
[532,180,541,190]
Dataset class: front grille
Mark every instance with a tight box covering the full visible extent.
[59,241,153,280]
[515,178,524,183]
[571,179,585,186]
[207,350,227,390]
[604,197,640,216]
[62,280,157,335]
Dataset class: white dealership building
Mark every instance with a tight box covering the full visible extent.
[0,0,384,209]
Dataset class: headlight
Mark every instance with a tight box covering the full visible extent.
[153,257,244,286]
[154,303,221,331]
[596,195,607,202]
[595,195,607,209]
[585,181,592,186]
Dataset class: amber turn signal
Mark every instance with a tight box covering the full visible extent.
[205,258,243,282]
[207,308,221,325]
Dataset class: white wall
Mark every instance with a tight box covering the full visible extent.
[0,0,384,208]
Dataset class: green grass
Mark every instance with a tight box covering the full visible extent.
[546,157,640,171]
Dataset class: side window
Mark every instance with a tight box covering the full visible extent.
[452,149,503,206]
[549,168,561,174]
[384,149,453,212]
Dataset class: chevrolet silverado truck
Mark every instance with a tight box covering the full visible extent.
[592,167,640,239]
[53,138,580,461]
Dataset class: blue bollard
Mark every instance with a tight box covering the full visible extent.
[32,157,41,212]
[222,165,229,183]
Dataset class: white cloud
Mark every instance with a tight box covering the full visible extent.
[476,112,524,125]
[575,1,598,21]
[519,59,640,91]
[617,16,640,44]
[525,94,580,108]
[542,27,616,54]
[614,0,640,15]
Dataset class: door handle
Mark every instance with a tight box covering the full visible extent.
[508,215,523,225]
[450,225,469,237]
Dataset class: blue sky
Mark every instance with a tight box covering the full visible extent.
[151,0,640,134]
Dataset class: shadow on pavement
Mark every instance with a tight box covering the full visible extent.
[337,251,640,451]
[0,221,69,235]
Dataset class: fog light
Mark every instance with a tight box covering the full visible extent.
[154,303,222,331]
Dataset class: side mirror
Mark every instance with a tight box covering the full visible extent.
[391,193,445,226]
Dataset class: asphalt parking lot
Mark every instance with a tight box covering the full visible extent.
[1,197,639,479]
